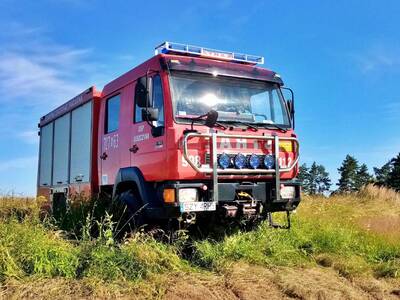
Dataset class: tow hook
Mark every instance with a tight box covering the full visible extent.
[222,204,238,218]
[241,201,258,216]
[183,212,196,224]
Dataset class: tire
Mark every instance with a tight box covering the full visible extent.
[115,189,147,230]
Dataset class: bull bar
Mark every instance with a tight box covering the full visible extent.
[182,131,300,203]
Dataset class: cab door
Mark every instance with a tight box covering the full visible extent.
[130,74,167,181]
[100,93,121,186]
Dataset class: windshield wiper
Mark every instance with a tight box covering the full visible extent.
[218,120,258,131]
[255,122,288,133]
[177,116,227,130]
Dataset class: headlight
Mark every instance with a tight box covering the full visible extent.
[248,154,260,169]
[234,153,246,169]
[218,153,231,169]
[178,188,198,203]
[264,154,275,169]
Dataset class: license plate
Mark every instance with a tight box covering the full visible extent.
[280,186,295,199]
[180,202,216,212]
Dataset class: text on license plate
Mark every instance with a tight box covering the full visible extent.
[280,186,295,199]
[180,202,216,212]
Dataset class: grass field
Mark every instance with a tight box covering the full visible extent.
[1,185,400,299]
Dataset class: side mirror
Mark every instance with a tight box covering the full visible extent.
[281,87,295,128]
[204,110,218,128]
[286,99,294,115]
[141,107,159,122]
[135,76,153,108]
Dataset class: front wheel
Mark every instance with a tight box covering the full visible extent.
[114,189,147,232]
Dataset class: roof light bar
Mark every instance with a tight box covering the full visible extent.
[155,41,264,65]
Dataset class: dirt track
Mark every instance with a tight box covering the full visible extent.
[2,263,400,299]
[164,264,400,300]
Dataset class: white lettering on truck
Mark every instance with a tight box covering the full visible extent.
[236,138,247,149]
[182,155,201,167]
[103,134,119,151]
[220,138,231,149]
[133,133,150,142]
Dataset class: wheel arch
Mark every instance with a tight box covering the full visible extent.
[112,167,156,205]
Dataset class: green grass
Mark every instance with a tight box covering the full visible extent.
[80,234,185,282]
[194,186,400,278]
[194,213,400,278]
[0,184,399,294]
[0,219,79,280]
[0,196,186,285]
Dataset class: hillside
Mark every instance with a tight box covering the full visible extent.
[1,185,400,299]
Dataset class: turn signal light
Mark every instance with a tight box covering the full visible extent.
[163,188,175,203]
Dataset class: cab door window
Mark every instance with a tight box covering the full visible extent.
[134,75,164,127]
[105,94,120,133]
[152,75,164,127]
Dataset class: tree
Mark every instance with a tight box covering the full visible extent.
[337,155,359,193]
[309,162,331,194]
[355,163,372,190]
[298,164,311,194]
[298,162,331,195]
[373,160,394,186]
[387,153,400,191]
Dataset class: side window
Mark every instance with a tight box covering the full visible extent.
[250,89,289,125]
[134,89,143,123]
[134,75,164,126]
[105,94,120,133]
[152,75,164,127]
[250,90,270,123]
[269,89,288,125]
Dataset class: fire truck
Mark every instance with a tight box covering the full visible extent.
[37,42,301,227]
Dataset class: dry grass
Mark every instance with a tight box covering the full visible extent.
[298,185,400,249]
[0,196,38,219]
[360,216,400,242]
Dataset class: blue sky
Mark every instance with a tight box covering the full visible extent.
[0,0,399,195]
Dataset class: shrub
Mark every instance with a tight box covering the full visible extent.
[81,233,184,282]
[0,220,79,280]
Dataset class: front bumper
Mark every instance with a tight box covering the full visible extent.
[146,180,301,219]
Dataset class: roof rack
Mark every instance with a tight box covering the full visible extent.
[155,41,264,65]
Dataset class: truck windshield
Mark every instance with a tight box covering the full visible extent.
[169,71,290,127]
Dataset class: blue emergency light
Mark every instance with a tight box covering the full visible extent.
[155,41,264,65]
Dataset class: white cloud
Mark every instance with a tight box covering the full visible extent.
[0,21,103,107]
[0,53,81,102]
[0,23,106,139]
[0,21,44,38]
[0,156,37,172]
[18,130,39,145]
[354,44,400,73]
[0,23,104,195]
[0,45,96,105]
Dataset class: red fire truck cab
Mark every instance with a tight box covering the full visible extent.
[37,42,301,226]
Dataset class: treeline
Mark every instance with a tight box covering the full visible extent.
[298,152,400,195]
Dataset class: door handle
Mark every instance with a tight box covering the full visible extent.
[129,144,139,153]
[100,152,108,160]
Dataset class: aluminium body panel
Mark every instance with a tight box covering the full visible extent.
[52,113,71,185]
[38,122,53,186]
[70,101,92,183]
